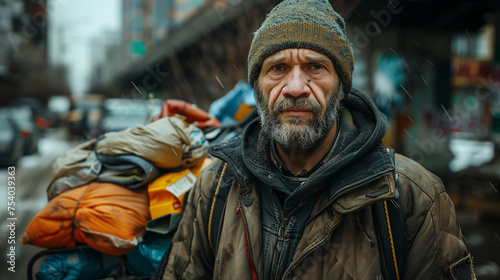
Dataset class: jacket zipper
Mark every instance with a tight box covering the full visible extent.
[269,190,300,280]
[269,190,285,279]
[273,216,289,279]
[237,195,259,280]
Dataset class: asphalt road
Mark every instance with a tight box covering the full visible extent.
[0,128,80,280]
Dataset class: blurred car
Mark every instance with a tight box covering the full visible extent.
[66,94,105,139]
[67,103,104,138]
[0,109,24,166]
[5,106,41,154]
[99,98,163,133]
[8,97,54,130]
[47,95,71,127]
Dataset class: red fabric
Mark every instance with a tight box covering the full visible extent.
[151,99,221,128]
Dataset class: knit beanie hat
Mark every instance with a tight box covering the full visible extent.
[248,0,354,94]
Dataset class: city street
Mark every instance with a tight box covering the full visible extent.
[2,0,500,279]
[0,128,80,280]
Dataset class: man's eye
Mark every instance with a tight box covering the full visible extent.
[311,65,323,70]
[272,65,284,71]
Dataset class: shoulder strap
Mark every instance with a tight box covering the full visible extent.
[372,149,406,280]
[206,162,233,253]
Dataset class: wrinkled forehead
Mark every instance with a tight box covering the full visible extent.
[262,48,333,66]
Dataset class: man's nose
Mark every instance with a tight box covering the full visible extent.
[281,67,311,98]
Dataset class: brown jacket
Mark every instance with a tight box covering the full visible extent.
[162,89,475,280]
[162,153,474,279]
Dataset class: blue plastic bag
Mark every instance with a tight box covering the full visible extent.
[124,232,172,276]
[37,247,121,280]
[208,81,256,126]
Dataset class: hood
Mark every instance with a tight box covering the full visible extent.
[210,88,394,208]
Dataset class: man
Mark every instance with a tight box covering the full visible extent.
[159,0,476,279]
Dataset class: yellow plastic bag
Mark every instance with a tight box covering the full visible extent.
[148,158,212,219]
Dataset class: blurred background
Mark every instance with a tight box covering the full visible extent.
[1,0,500,279]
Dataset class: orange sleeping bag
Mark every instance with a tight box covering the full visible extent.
[22,182,150,256]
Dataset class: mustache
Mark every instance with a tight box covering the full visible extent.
[272,97,322,115]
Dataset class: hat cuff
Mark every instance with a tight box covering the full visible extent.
[248,21,353,92]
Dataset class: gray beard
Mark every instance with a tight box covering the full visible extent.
[255,84,343,156]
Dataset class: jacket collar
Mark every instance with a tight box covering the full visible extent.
[331,171,397,214]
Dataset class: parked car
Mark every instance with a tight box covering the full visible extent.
[66,94,105,139]
[99,98,163,133]
[0,109,24,166]
[8,97,54,130]
[5,106,41,154]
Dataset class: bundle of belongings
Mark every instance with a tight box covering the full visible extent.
[22,116,210,279]
[22,81,257,279]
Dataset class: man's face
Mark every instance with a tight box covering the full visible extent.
[255,48,344,155]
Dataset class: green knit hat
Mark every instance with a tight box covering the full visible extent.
[248,0,354,94]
